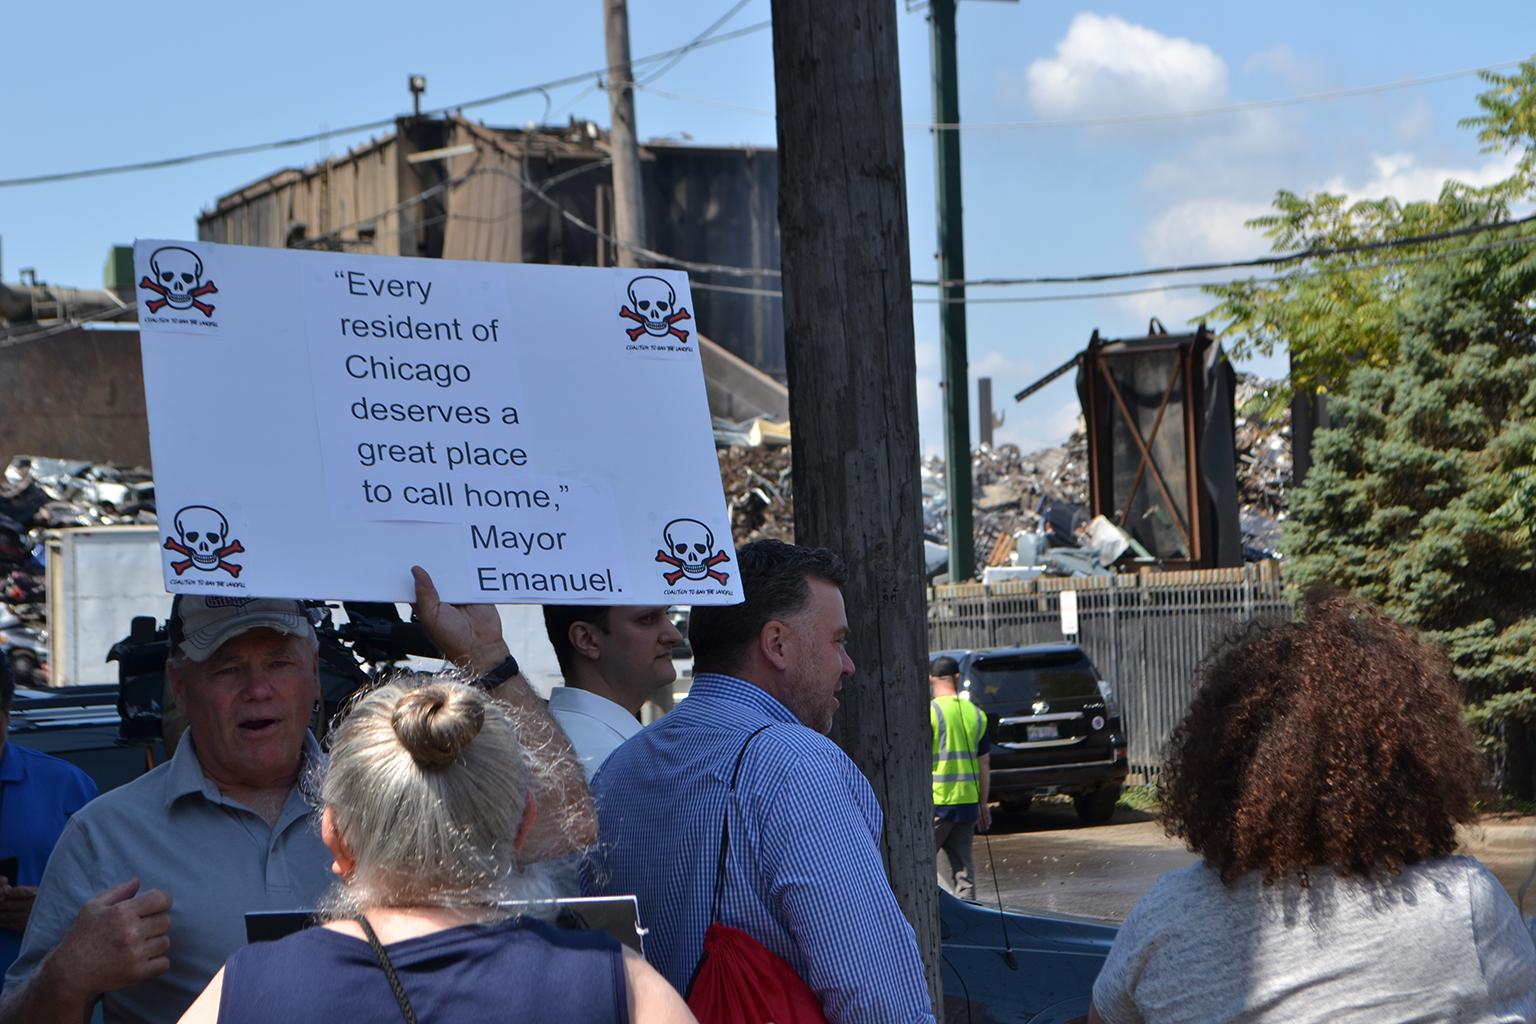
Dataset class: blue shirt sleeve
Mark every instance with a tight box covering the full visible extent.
[757,743,936,1024]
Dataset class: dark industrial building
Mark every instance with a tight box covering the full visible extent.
[1,116,787,468]
[197,115,785,379]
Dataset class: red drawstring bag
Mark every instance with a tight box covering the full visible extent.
[683,727,830,1024]
[686,924,829,1024]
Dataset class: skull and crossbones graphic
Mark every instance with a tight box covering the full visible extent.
[620,276,691,343]
[140,246,219,318]
[656,518,731,586]
[164,505,245,577]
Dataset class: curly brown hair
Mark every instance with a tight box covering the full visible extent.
[1159,591,1486,885]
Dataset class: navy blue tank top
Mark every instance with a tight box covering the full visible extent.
[217,916,629,1023]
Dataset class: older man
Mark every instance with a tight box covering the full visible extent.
[543,604,683,778]
[0,567,589,1024]
[585,539,934,1023]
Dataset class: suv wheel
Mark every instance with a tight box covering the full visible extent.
[1073,784,1120,824]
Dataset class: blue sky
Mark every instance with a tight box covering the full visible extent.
[2,1,1528,455]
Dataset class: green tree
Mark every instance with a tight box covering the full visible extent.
[1205,59,1536,792]
[1205,59,1536,406]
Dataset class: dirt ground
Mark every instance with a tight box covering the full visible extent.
[973,797,1536,923]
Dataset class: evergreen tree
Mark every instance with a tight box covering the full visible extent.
[1206,59,1536,791]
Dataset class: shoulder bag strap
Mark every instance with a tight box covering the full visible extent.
[708,725,774,926]
[356,915,419,1024]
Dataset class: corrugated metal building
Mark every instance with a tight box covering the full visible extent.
[197,115,785,378]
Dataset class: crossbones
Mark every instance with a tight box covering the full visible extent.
[655,547,730,586]
[140,276,219,317]
[620,304,691,343]
[164,536,245,578]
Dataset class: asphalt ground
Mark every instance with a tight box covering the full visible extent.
[970,797,1536,924]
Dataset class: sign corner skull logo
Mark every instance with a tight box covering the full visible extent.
[141,246,219,318]
[165,505,245,578]
[620,276,691,343]
[656,518,731,586]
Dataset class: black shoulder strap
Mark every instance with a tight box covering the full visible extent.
[356,915,419,1024]
[709,725,774,926]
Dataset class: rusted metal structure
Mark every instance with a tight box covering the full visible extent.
[196,115,785,378]
[1076,322,1241,569]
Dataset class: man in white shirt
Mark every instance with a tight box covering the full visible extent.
[543,605,683,779]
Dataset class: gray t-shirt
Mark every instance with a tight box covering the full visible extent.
[1094,856,1536,1024]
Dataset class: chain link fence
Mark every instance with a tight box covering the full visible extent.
[927,563,1289,776]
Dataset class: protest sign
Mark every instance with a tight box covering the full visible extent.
[135,239,741,604]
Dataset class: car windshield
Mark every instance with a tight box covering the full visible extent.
[968,654,1099,704]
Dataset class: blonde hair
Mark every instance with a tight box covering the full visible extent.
[319,674,548,912]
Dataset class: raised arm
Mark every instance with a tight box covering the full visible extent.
[410,565,597,858]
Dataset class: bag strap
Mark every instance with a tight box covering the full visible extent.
[709,725,774,926]
[356,915,419,1024]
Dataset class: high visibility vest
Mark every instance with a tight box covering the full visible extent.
[931,695,985,807]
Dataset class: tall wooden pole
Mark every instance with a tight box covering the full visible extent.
[603,0,647,267]
[769,0,942,1014]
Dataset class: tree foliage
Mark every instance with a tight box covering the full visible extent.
[1203,59,1536,790]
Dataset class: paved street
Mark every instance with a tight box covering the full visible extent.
[972,798,1536,924]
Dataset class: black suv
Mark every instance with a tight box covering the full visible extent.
[931,643,1128,823]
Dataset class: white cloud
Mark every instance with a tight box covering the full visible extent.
[1395,98,1435,144]
[1242,44,1322,92]
[1140,197,1273,265]
[1321,149,1520,204]
[1025,14,1227,118]
[1112,287,1214,333]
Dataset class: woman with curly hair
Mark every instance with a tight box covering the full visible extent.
[1089,592,1536,1024]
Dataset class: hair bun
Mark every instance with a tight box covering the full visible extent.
[391,684,486,770]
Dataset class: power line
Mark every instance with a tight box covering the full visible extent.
[913,213,1536,288]
[912,230,1536,305]
[0,21,772,190]
[635,0,755,86]
[632,57,1528,131]
[922,57,1528,131]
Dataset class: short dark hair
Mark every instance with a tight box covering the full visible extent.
[0,653,14,715]
[1160,591,1486,885]
[690,539,848,676]
[929,655,960,677]
[542,605,612,676]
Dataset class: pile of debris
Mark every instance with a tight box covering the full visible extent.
[1232,377,1291,560]
[0,456,157,643]
[717,445,794,544]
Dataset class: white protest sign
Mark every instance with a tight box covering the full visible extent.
[135,239,741,605]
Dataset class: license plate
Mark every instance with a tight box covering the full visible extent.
[1026,723,1058,741]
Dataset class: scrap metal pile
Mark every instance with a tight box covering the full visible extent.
[0,457,157,681]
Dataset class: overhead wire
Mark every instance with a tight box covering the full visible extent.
[0,20,772,189]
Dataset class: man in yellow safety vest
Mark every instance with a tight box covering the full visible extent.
[929,656,991,900]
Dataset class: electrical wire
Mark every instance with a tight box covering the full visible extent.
[0,21,772,189]
[631,56,1528,131]
[923,57,1529,132]
[913,229,1536,305]
[635,0,756,87]
[914,212,1536,288]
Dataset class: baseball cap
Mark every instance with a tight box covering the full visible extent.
[930,655,960,677]
[168,595,315,662]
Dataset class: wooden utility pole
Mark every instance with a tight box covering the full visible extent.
[603,0,647,267]
[769,0,942,1014]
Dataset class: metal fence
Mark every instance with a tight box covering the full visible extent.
[927,563,1290,776]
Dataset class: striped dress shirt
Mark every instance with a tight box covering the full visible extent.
[584,673,935,1023]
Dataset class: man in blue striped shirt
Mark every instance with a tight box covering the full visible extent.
[585,540,935,1023]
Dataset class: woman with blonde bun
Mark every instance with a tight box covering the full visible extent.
[179,677,694,1023]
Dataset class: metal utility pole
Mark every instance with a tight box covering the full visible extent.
[770,0,942,1014]
[931,0,973,581]
[604,0,648,267]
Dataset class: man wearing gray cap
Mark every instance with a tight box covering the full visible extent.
[0,568,589,1024]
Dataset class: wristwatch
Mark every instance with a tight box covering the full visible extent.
[472,654,521,692]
